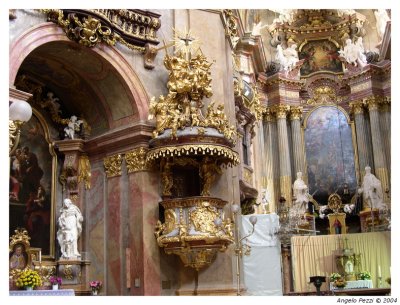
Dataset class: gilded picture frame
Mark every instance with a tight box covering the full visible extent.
[9,108,57,259]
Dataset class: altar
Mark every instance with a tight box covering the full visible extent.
[330,280,373,290]
[10,289,75,296]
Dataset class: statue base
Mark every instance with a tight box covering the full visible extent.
[56,259,91,294]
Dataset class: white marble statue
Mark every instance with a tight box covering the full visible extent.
[271,9,296,25]
[336,9,356,17]
[251,21,268,36]
[57,198,84,259]
[293,172,309,213]
[374,9,390,40]
[338,38,367,67]
[275,44,299,72]
[358,166,386,210]
[64,115,83,140]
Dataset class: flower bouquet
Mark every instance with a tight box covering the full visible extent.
[15,269,42,290]
[89,280,102,295]
[358,271,371,280]
[329,272,341,282]
[49,276,62,289]
[333,277,347,289]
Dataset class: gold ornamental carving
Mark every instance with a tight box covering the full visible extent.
[328,193,342,213]
[272,104,290,119]
[9,228,31,252]
[63,265,74,280]
[263,107,275,122]
[148,42,237,143]
[199,157,223,196]
[305,86,338,105]
[189,202,219,234]
[363,96,380,111]
[9,120,22,155]
[125,147,149,173]
[104,154,123,178]
[223,10,239,48]
[78,155,91,189]
[41,9,161,54]
[349,100,365,115]
[290,106,303,120]
[160,158,174,196]
[164,209,178,235]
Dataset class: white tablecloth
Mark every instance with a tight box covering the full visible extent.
[330,280,373,290]
[10,289,75,296]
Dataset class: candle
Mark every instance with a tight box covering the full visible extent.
[39,251,42,264]
[378,265,382,277]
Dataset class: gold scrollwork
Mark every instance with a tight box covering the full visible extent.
[189,202,219,234]
[305,86,338,105]
[9,120,22,155]
[42,9,146,53]
[103,154,123,178]
[9,228,31,253]
[223,10,239,48]
[328,193,342,213]
[78,155,91,189]
[63,265,74,280]
[125,147,149,173]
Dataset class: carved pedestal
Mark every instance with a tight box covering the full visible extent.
[359,209,380,232]
[56,259,91,295]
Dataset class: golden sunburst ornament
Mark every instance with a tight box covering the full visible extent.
[172,28,201,56]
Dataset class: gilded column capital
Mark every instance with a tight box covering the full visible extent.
[349,100,365,115]
[263,107,275,122]
[125,147,150,173]
[273,104,290,119]
[289,106,303,120]
[104,154,123,178]
[364,96,381,111]
[379,96,391,113]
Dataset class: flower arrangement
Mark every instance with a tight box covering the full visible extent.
[358,271,372,280]
[333,277,347,288]
[330,272,341,281]
[89,280,102,294]
[15,269,42,289]
[49,276,62,286]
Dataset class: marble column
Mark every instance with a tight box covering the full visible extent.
[289,106,304,178]
[274,104,292,205]
[263,108,278,212]
[349,101,374,180]
[379,100,391,175]
[365,96,390,203]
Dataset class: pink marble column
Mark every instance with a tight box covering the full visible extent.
[106,176,123,295]
[128,171,161,295]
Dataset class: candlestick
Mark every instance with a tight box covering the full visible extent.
[39,250,42,264]
[378,265,382,277]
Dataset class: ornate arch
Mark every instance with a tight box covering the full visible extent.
[9,22,149,122]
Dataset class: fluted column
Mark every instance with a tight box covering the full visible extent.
[379,99,391,174]
[365,96,390,203]
[289,106,304,177]
[263,108,278,212]
[349,101,374,179]
[274,104,292,205]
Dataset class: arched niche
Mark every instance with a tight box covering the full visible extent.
[303,105,357,205]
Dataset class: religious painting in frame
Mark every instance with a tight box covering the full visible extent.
[299,39,343,77]
[9,109,56,258]
[304,106,357,205]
